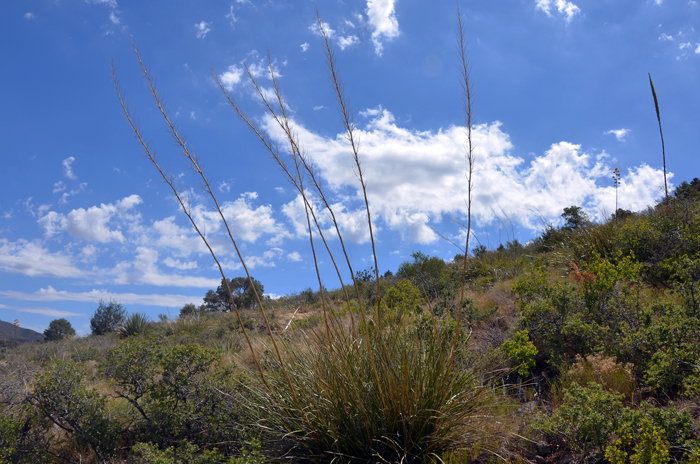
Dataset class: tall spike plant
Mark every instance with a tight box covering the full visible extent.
[649,73,669,205]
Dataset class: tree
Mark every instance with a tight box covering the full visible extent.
[43,318,75,341]
[90,299,126,335]
[204,277,264,312]
[562,205,589,230]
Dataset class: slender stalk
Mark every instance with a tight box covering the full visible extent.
[315,9,389,415]
[455,5,474,366]
[649,73,669,205]
[110,60,271,393]
[315,9,383,327]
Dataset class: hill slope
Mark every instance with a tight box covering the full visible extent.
[0,319,44,343]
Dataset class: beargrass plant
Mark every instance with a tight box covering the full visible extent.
[119,312,151,338]
[113,7,504,463]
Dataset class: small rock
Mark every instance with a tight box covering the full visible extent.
[534,456,547,464]
[536,441,552,456]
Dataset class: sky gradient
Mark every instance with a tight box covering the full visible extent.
[1,0,699,335]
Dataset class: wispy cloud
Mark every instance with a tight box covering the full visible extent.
[0,303,87,318]
[0,239,84,278]
[195,21,211,39]
[62,156,77,179]
[604,128,630,142]
[0,286,203,308]
[536,0,581,22]
[85,0,118,8]
[225,5,238,25]
[300,42,310,52]
[24,12,35,19]
[366,0,399,55]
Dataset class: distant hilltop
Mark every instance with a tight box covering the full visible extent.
[0,319,44,345]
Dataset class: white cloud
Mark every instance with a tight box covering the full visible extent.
[109,11,120,24]
[24,12,35,19]
[262,108,668,243]
[62,156,77,179]
[366,0,399,55]
[53,181,66,194]
[0,239,84,278]
[163,257,198,270]
[695,44,700,53]
[604,128,630,142]
[288,251,302,261]
[110,246,219,287]
[536,0,581,22]
[0,286,203,308]
[58,182,87,205]
[225,5,238,24]
[344,19,356,28]
[195,21,211,39]
[38,194,142,243]
[219,53,281,91]
[85,0,118,8]
[338,35,360,50]
[313,105,327,111]
[310,22,335,37]
[1,304,87,318]
[659,33,674,41]
[300,42,310,52]
[220,65,244,90]
[3,209,13,219]
[219,181,231,192]
[190,111,196,120]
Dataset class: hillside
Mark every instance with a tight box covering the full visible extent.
[0,319,44,344]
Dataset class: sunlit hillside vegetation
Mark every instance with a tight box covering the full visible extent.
[2,184,700,463]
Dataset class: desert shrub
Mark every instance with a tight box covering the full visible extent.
[564,353,636,398]
[103,339,245,451]
[539,383,625,456]
[513,253,642,368]
[383,280,424,324]
[633,302,700,395]
[133,439,263,464]
[0,411,50,463]
[605,416,670,464]
[30,359,120,462]
[501,329,537,377]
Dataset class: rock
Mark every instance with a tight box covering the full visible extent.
[536,441,552,456]
[534,456,547,464]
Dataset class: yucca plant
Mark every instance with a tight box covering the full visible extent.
[113,6,505,463]
[119,312,151,338]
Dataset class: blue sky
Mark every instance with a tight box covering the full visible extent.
[1,0,699,335]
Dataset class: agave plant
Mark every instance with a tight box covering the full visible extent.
[119,312,151,338]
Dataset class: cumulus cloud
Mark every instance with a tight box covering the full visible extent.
[300,42,310,52]
[195,21,211,39]
[0,239,84,278]
[109,11,120,24]
[110,246,219,287]
[338,35,361,50]
[536,0,581,22]
[218,52,282,91]
[0,286,202,308]
[262,108,667,244]
[604,128,630,142]
[38,194,142,243]
[53,181,66,194]
[62,156,77,179]
[366,0,399,55]
[288,251,302,261]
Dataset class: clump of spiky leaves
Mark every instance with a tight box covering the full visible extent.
[119,312,151,338]
[247,321,499,463]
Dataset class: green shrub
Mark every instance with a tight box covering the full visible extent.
[539,383,625,456]
[30,359,120,462]
[501,330,537,376]
[383,280,424,323]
